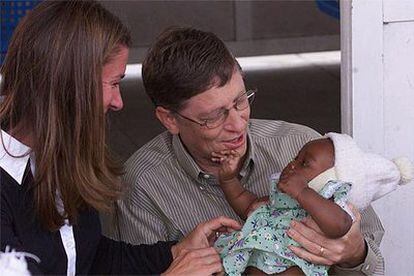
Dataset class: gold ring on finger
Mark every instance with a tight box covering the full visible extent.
[319,246,325,256]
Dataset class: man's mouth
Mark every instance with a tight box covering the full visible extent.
[222,134,245,149]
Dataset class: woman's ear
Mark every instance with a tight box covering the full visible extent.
[155,106,180,135]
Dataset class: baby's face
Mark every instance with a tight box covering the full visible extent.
[282,138,334,182]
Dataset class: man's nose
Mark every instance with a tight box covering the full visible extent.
[223,107,247,132]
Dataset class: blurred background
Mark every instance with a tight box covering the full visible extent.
[1,0,341,161]
[99,0,341,161]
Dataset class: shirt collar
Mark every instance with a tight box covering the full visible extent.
[0,130,33,185]
[172,134,202,180]
[239,126,255,177]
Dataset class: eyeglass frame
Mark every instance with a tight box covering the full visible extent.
[172,88,257,129]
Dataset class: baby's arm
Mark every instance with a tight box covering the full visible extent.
[278,172,352,239]
[212,150,262,220]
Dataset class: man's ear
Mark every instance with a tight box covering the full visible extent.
[155,106,180,135]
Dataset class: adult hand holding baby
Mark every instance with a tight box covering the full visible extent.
[165,216,241,276]
[287,204,366,269]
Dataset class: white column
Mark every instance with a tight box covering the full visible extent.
[341,1,414,274]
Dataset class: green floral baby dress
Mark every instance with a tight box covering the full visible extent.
[214,174,351,276]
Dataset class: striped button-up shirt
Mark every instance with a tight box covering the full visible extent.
[103,119,384,275]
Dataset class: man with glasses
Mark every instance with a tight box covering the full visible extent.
[108,27,384,275]
[173,88,256,129]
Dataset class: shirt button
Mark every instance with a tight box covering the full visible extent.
[203,174,210,179]
[364,264,370,270]
[199,185,205,190]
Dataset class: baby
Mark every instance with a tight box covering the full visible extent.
[213,133,413,276]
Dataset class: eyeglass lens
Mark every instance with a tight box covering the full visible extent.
[205,89,255,128]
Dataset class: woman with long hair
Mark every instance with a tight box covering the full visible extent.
[0,1,239,274]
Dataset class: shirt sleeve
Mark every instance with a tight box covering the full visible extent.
[90,236,177,275]
[105,185,176,244]
[0,184,43,275]
[331,205,385,275]
[101,164,180,244]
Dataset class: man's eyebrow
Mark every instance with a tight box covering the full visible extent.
[198,108,225,118]
[234,90,247,101]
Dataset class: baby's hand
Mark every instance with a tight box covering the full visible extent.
[278,163,308,200]
[211,150,240,183]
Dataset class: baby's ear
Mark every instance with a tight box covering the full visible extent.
[155,106,180,135]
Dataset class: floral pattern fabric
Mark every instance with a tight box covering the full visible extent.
[214,176,352,276]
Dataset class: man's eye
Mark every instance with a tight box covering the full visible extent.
[203,116,222,124]
[201,110,226,122]
[236,94,248,103]
[111,83,120,88]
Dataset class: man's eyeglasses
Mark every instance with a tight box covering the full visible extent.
[174,89,256,129]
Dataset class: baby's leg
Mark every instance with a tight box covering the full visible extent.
[244,266,304,275]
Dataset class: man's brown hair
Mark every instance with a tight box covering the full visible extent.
[142,27,241,111]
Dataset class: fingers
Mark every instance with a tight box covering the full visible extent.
[289,220,328,246]
[348,203,362,223]
[287,222,328,256]
[288,245,334,266]
[178,247,217,258]
[301,217,324,235]
[214,225,238,234]
[280,161,297,179]
[289,212,365,267]
[288,219,350,265]
[202,216,241,237]
[211,150,239,163]
[207,226,231,245]
[287,220,335,265]
[211,153,224,163]
[170,248,224,275]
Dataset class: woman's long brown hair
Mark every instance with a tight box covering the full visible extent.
[0,1,131,231]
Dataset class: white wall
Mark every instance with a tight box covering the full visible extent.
[342,1,414,275]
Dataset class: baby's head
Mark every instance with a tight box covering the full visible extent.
[286,133,413,210]
[282,138,335,184]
